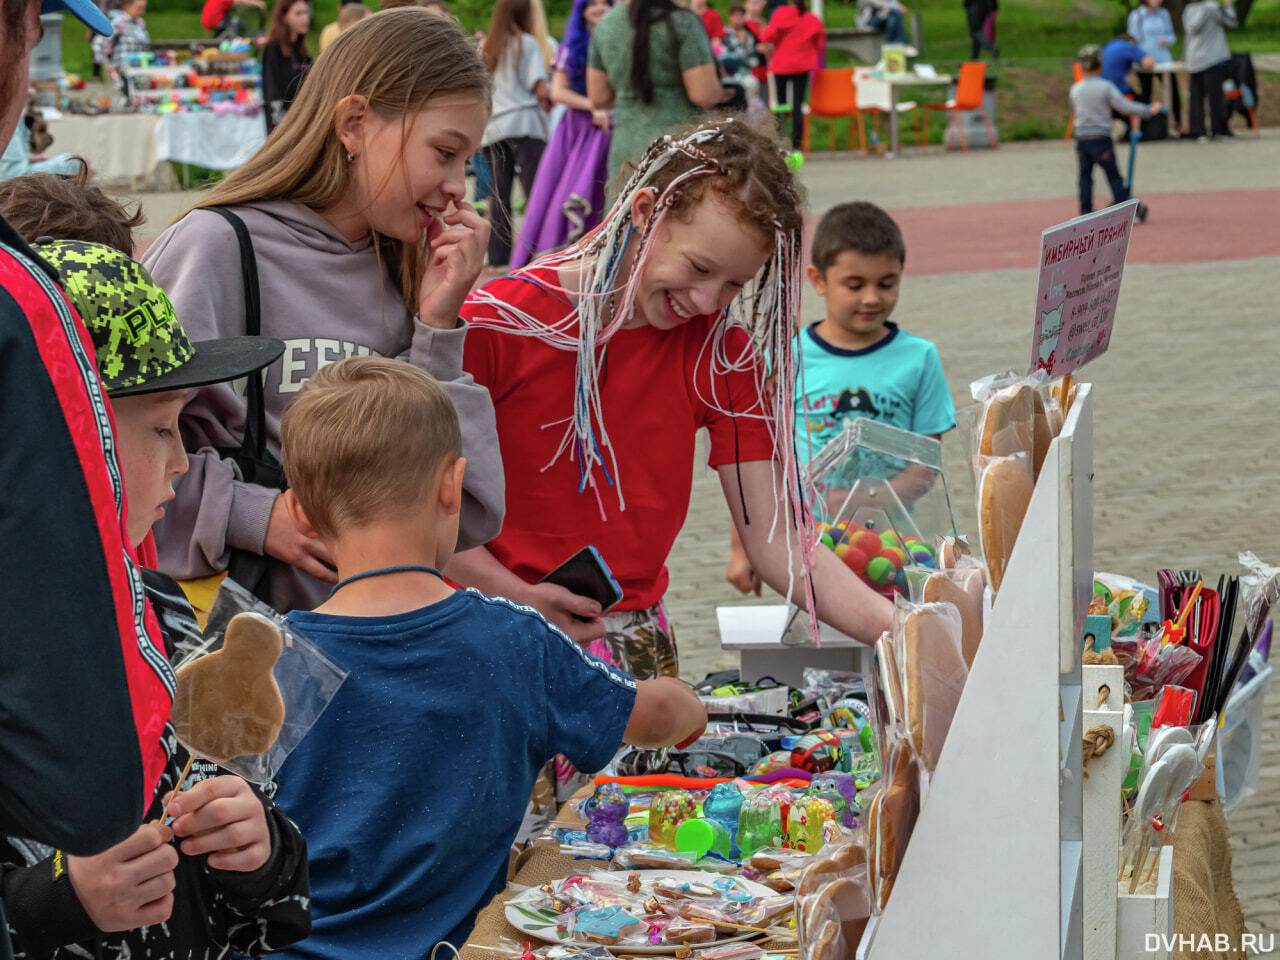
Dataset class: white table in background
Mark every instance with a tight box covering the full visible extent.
[856,72,953,157]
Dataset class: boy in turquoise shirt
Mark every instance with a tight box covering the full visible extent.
[726,201,955,593]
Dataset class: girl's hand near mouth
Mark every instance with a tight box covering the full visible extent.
[419,200,491,329]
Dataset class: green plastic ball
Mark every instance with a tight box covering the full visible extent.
[867,556,895,584]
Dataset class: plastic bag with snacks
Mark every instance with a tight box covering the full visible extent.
[911,558,987,668]
[975,452,1034,593]
[892,598,968,772]
[865,736,919,912]
[795,837,871,960]
[172,577,348,784]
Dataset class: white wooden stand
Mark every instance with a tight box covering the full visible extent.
[864,384,1093,959]
[718,384,1175,958]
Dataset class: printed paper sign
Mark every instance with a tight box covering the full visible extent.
[1031,199,1137,377]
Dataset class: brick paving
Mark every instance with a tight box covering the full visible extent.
[130,129,1280,933]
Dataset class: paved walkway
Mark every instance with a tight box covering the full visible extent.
[128,129,1280,934]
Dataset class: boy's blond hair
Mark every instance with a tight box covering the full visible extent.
[281,357,462,539]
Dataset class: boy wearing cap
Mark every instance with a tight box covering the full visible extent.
[1069,43,1160,219]
[0,240,310,960]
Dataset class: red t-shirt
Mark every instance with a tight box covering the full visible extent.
[745,19,769,83]
[462,268,775,611]
[701,7,726,40]
[201,0,235,30]
[762,6,825,74]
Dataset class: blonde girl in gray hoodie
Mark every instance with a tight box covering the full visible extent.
[143,8,505,614]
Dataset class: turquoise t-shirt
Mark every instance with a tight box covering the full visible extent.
[794,322,956,463]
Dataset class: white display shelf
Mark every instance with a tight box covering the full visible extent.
[719,384,1175,958]
[865,383,1094,959]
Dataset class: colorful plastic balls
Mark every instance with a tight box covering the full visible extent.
[842,548,870,576]
[866,556,896,584]
[849,530,882,557]
[879,546,906,568]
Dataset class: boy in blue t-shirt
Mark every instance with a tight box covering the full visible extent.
[271,357,707,959]
[726,201,955,594]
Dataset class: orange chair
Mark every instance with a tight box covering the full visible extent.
[1224,87,1260,138]
[918,61,996,152]
[1064,61,1084,140]
[802,68,866,155]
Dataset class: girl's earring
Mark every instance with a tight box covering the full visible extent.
[347,151,356,162]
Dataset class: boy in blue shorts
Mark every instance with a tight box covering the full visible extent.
[726,201,955,593]
[271,357,707,958]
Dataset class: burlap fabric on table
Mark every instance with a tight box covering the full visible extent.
[1172,799,1246,960]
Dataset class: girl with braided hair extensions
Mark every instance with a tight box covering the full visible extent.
[457,118,894,680]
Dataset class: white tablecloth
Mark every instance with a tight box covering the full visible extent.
[45,110,265,185]
[154,111,265,170]
[46,113,160,182]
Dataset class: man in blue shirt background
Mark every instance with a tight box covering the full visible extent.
[1101,34,1154,96]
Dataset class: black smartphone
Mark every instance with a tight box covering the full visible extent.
[538,546,623,616]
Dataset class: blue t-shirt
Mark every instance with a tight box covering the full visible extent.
[274,590,638,960]
[1101,39,1147,95]
[794,322,956,463]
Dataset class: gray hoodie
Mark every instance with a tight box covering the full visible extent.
[1182,0,1236,73]
[142,200,504,613]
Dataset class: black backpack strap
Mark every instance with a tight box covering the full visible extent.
[204,206,270,484]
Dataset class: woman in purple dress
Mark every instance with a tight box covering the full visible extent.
[511,0,612,268]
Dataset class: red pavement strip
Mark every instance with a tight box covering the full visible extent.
[860,189,1280,277]
[138,189,1278,276]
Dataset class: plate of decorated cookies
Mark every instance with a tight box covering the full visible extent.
[504,869,790,954]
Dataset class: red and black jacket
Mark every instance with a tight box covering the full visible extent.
[0,215,174,856]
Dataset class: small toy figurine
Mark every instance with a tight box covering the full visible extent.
[736,788,788,859]
[702,782,745,858]
[808,773,858,828]
[648,790,698,849]
[785,795,836,853]
[585,782,629,847]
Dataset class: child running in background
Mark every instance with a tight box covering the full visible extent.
[2,239,309,960]
[270,357,707,957]
[1070,43,1159,218]
[725,202,955,594]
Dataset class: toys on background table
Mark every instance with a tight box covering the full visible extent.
[674,818,733,860]
[808,774,858,829]
[737,788,790,859]
[648,790,698,849]
[790,730,847,774]
[584,782,629,848]
[702,782,745,858]
[785,795,836,853]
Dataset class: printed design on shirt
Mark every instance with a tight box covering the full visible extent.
[802,386,886,436]
[275,338,380,395]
